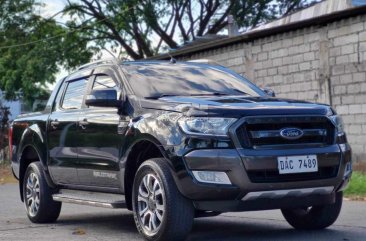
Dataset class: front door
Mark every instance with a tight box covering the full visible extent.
[77,69,122,188]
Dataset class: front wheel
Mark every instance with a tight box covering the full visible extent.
[281,192,343,230]
[23,162,62,223]
[132,158,194,241]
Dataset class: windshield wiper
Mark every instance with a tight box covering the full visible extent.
[145,94,181,99]
[145,90,245,99]
[189,90,249,96]
[188,92,229,96]
[145,92,227,99]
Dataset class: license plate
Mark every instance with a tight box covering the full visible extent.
[277,155,318,174]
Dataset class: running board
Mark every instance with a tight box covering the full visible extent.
[52,189,126,209]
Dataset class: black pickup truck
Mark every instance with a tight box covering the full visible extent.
[10,60,352,241]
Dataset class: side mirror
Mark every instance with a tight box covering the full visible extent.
[85,89,123,108]
[262,87,275,97]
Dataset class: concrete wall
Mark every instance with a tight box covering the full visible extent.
[178,14,366,162]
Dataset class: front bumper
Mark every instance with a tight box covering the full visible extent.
[194,190,336,212]
[171,143,351,212]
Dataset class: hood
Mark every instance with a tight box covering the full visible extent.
[140,95,332,117]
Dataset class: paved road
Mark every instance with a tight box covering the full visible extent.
[0,183,365,241]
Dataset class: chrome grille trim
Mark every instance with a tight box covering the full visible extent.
[250,129,327,139]
[229,115,335,149]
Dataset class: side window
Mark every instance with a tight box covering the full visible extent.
[61,78,88,109]
[92,75,117,90]
[52,81,67,111]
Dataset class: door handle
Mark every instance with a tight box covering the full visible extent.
[50,120,60,130]
[79,118,89,129]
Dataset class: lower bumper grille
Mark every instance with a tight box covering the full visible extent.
[247,166,338,183]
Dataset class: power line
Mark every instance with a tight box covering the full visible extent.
[0,33,68,50]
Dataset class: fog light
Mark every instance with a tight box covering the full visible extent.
[192,171,231,185]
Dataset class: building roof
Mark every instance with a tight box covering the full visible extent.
[174,34,228,51]
[150,1,366,60]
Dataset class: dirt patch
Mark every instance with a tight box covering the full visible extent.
[0,165,17,184]
[344,196,366,201]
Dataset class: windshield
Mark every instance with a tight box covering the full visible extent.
[123,62,264,98]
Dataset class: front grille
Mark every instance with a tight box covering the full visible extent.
[236,116,335,149]
[247,166,338,183]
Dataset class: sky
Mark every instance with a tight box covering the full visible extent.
[37,0,66,20]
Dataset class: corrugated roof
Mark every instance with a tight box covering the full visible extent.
[175,34,228,51]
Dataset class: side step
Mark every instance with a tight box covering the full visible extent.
[52,189,127,209]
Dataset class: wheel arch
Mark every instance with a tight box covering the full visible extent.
[18,144,41,202]
[123,136,169,210]
[18,143,55,202]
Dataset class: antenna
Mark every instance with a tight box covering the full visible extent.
[168,53,177,64]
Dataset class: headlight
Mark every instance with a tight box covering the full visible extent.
[178,117,236,136]
[329,115,344,133]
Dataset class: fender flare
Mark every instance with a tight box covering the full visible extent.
[122,134,170,164]
[18,125,56,201]
[121,134,174,209]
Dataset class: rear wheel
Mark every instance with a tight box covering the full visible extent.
[281,192,343,230]
[132,158,194,241]
[23,162,61,223]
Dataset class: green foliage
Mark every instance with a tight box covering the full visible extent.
[0,0,94,103]
[345,171,366,197]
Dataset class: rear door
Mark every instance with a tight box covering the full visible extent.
[76,67,123,188]
[47,71,91,185]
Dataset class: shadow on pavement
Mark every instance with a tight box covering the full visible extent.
[55,211,346,241]
[188,216,345,241]
[57,211,137,234]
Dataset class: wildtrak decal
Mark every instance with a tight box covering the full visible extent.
[93,171,117,180]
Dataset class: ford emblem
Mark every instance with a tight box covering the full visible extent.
[280,128,304,140]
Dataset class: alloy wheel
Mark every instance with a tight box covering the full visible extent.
[25,172,40,217]
[137,173,165,236]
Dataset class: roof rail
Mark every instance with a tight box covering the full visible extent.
[187,59,222,66]
[77,58,121,70]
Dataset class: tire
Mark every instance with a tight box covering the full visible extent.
[281,192,343,230]
[132,158,194,241]
[23,162,62,223]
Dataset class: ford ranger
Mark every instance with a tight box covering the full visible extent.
[10,59,352,241]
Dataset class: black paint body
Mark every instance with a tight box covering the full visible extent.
[10,61,352,212]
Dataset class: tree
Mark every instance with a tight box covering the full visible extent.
[0,0,320,103]
[0,0,95,103]
[63,0,320,59]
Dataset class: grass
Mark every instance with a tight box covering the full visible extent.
[344,171,366,200]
